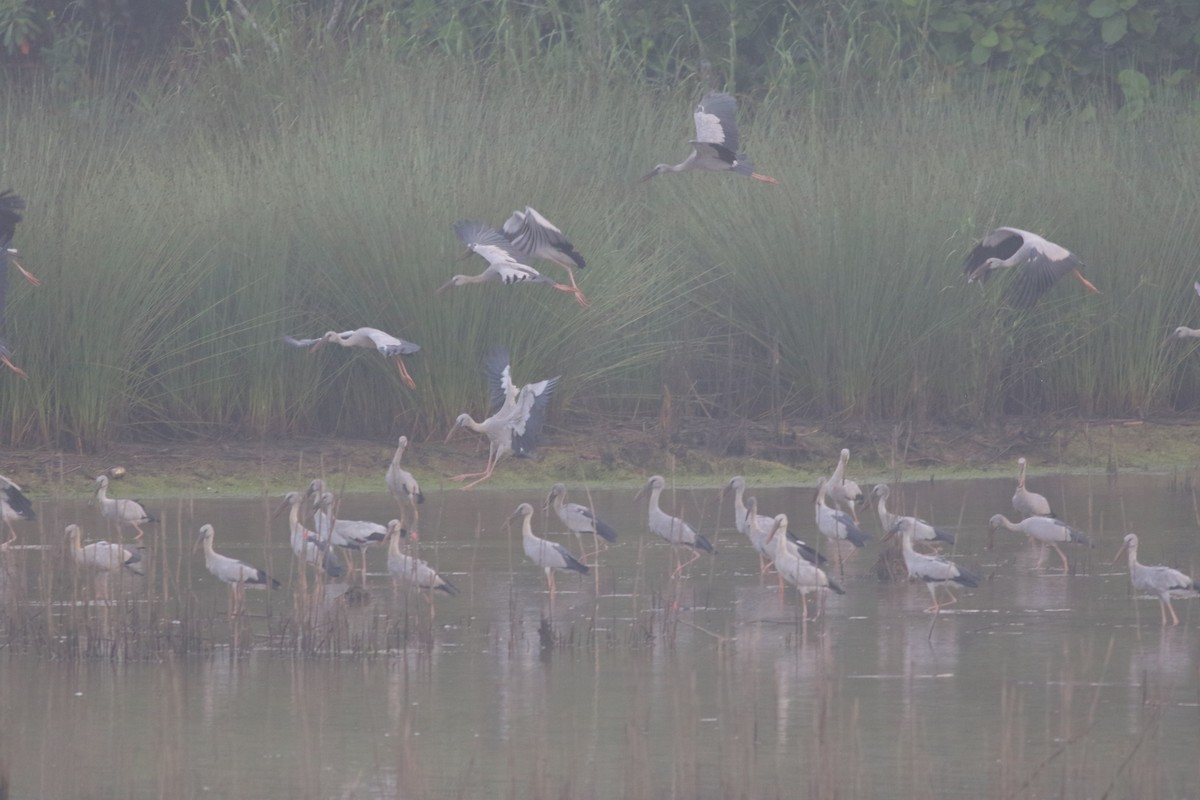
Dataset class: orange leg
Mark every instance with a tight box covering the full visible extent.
[394,356,416,389]
[0,354,27,379]
[750,172,779,185]
[10,256,40,287]
[1072,269,1100,294]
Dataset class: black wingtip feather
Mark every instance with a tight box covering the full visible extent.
[694,534,715,554]
[594,518,618,543]
[438,579,460,596]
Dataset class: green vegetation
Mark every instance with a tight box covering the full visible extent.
[1,7,1199,450]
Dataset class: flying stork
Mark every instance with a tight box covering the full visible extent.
[0,189,37,378]
[439,219,587,306]
[283,326,421,389]
[964,227,1099,309]
[642,91,778,184]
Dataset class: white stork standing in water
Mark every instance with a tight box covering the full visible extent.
[886,518,978,615]
[642,91,778,184]
[871,484,955,546]
[964,227,1099,309]
[1112,533,1199,626]
[814,478,871,576]
[446,347,559,490]
[0,474,36,546]
[273,491,344,580]
[385,520,457,615]
[825,449,865,523]
[1165,281,1200,343]
[307,482,387,578]
[438,219,587,306]
[385,435,424,535]
[497,207,589,305]
[762,513,844,620]
[283,327,421,389]
[1012,457,1054,518]
[508,502,588,599]
[988,513,1091,574]
[0,189,38,378]
[544,483,617,561]
[636,475,715,577]
[94,475,156,541]
[194,523,280,616]
[65,523,144,601]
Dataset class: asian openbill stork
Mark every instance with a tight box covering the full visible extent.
[386,435,424,535]
[65,523,144,601]
[94,474,156,541]
[763,513,844,620]
[886,517,978,615]
[497,207,589,304]
[1112,533,1198,627]
[0,474,36,546]
[642,91,778,184]
[508,502,588,598]
[826,449,865,523]
[194,523,280,616]
[1012,457,1054,518]
[0,189,37,378]
[964,227,1099,309]
[544,482,617,562]
[385,520,457,612]
[446,347,559,489]
[283,327,421,389]
[635,475,714,577]
[988,513,1091,574]
[439,219,586,306]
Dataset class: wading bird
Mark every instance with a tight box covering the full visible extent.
[544,483,617,561]
[988,513,1091,574]
[763,513,844,620]
[0,474,35,546]
[1165,281,1200,343]
[1112,533,1199,627]
[307,483,387,578]
[283,327,421,389]
[871,484,955,546]
[886,517,978,615]
[642,91,778,184]
[1012,457,1054,518]
[814,478,871,576]
[194,523,280,616]
[636,475,715,577]
[826,449,865,523]
[964,227,1099,309]
[508,502,588,598]
[94,474,156,541]
[386,520,457,612]
[446,348,559,489]
[497,207,588,303]
[385,435,424,534]
[65,523,144,601]
[0,189,37,378]
[727,478,825,571]
[439,219,586,306]
[274,491,344,579]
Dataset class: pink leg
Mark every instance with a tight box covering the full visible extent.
[0,355,27,379]
[1052,544,1070,574]
[11,257,40,286]
[394,357,417,389]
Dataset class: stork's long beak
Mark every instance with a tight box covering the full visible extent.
[1110,542,1128,566]
[271,499,291,519]
[1072,269,1100,294]
[444,423,458,443]
[765,519,782,544]
[639,169,659,183]
[192,532,206,554]
[434,278,456,296]
[882,521,901,543]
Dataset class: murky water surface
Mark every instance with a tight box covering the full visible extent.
[2,472,1199,798]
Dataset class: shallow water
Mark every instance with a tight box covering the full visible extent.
[2,472,1199,798]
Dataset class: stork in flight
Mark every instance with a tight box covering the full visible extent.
[642,91,778,184]
[1112,533,1198,626]
[446,347,559,489]
[0,189,38,378]
[497,207,589,305]
[1165,282,1200,343]
[964,227,1099,309]
[283,327,421,389]
[439,219,587,306]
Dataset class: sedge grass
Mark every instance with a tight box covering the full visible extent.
[2,51,1200,449]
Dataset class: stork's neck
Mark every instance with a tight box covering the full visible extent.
[520,515,535,541]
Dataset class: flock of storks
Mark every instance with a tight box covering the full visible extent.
[2,91,1199,625]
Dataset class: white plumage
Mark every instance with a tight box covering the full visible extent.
[1113,533,1198,626]
[274,491,344,579]
[508,502,588,597]
[499,207,589,304]
[825,449,865,523]
[871,484,955,546]
[637,475,714,577]
[1012,457,1053,518]
[94,474,156,540]
[641,91,778,184]
[65,523,144,600]
[446,348,559,489]
[988,513,1091,574]
[194,523,279,615]
[283,327,421,388]
[385,435,424,534]
[888,517,978,614]
[386,520,458,599]
[308,484,387,578]
[763,513,844,620]
[545,483,618,554]
[439,219,586,305]
[814,478,871,575]
[1166,282,1200,341]
[964,226,1099,309]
